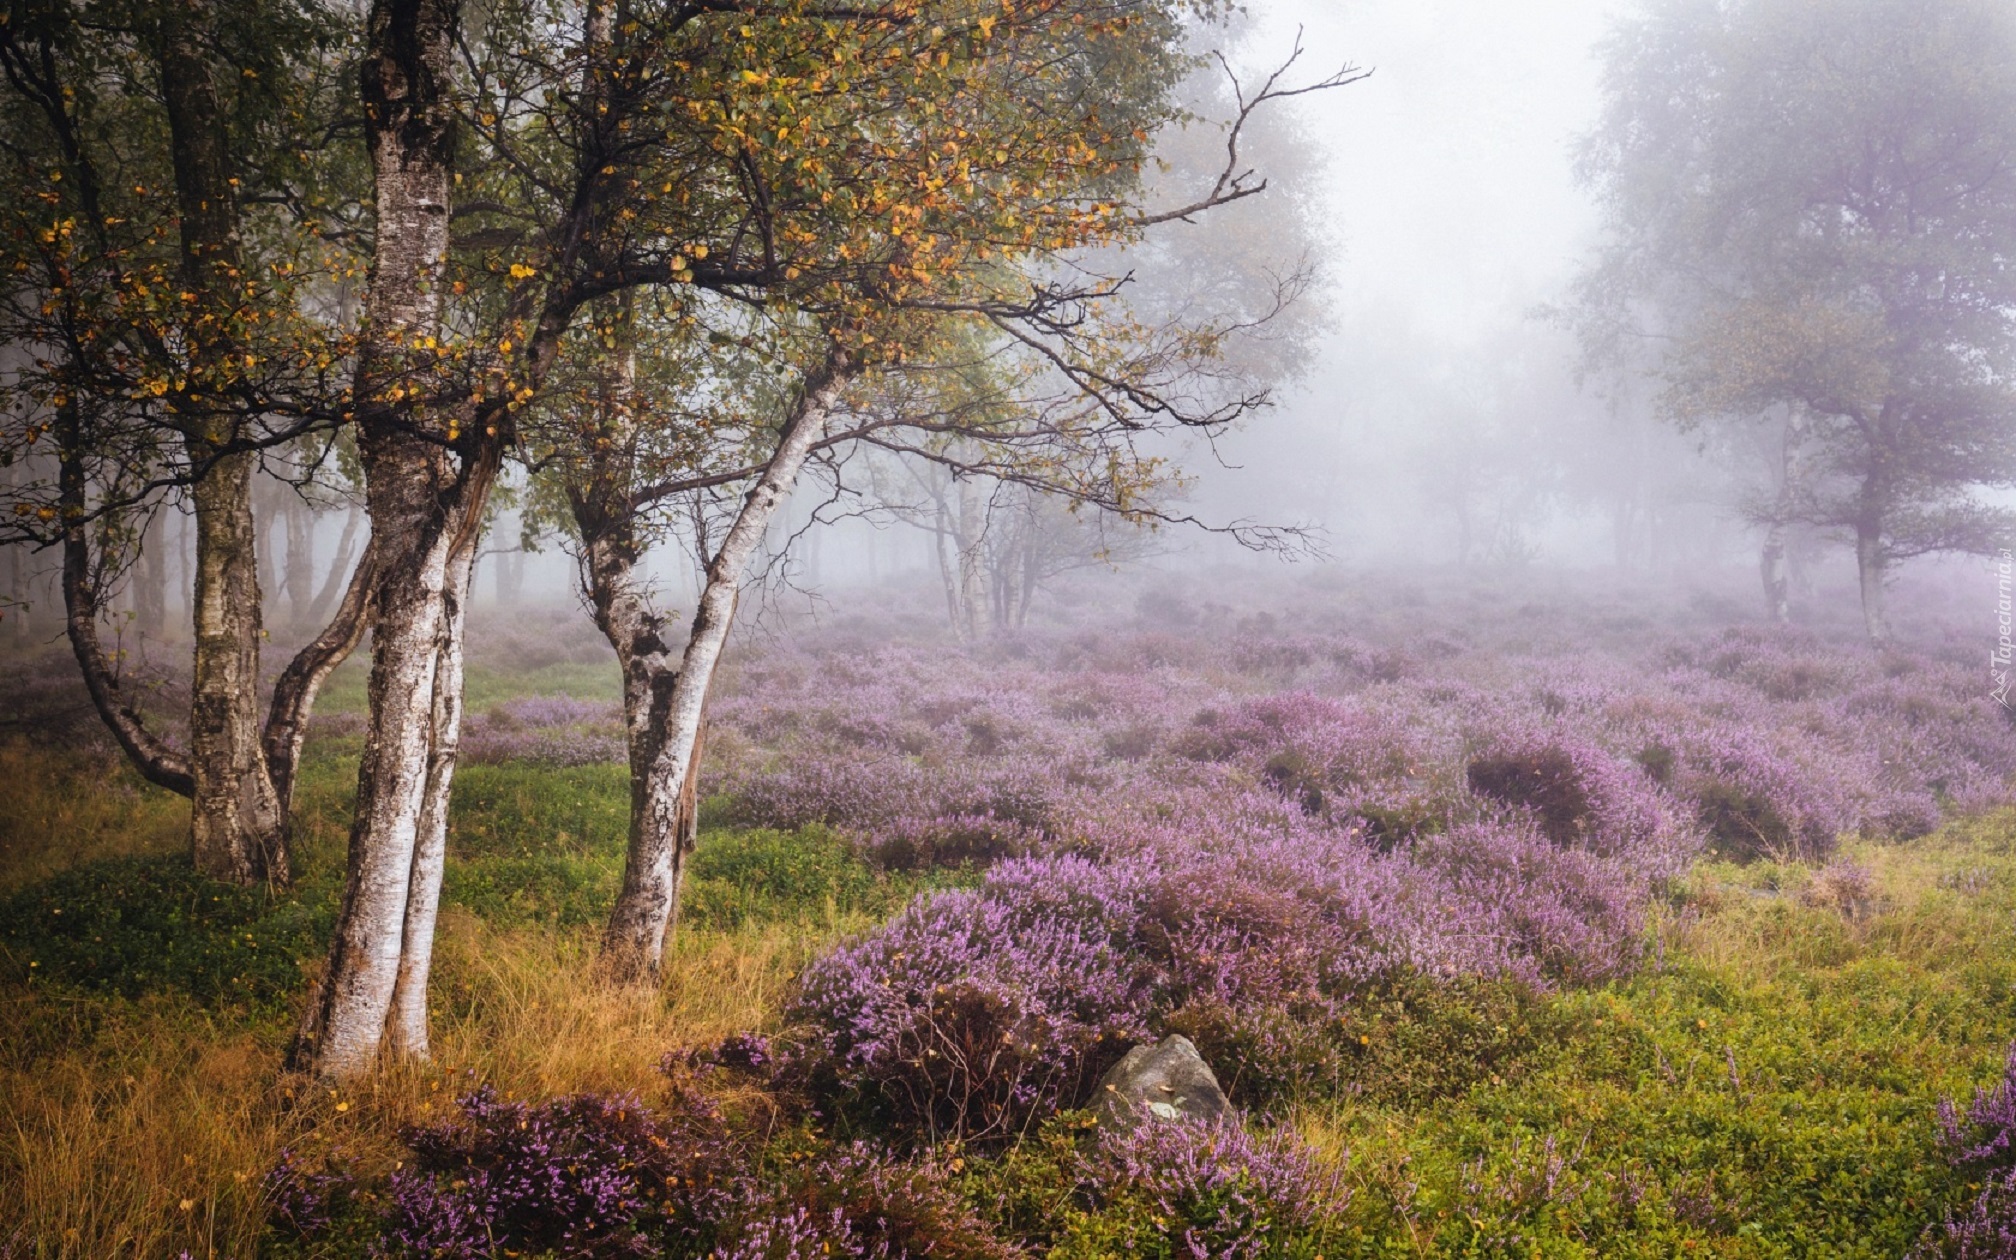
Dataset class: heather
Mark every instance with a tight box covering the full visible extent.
[712,607,2014,1139]
[7,574,2016,1255]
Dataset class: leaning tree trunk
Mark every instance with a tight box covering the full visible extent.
[302,506,364,629]
[264,536,380,818]
[60,409,195,799]
[600,350,852,983]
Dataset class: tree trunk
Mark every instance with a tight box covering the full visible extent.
[188,450,289,885]
[159,1,291,885]
[1760,410,1805,625]
[294,483,473,1077]
[3,535,26,641]
[254,478,282,615]
[284,493,316,631]
[933,499,963,635]
[265,536,379,815]
[600,350,851,982]
[134,508,167,638]
[303,505,363,629]
[60,407,195,798]
[1759,525,1789,626]
[494,544,525,607]
[956,474,986,641]
[1018,515,1039,630]
[387,535,475,1057]
[291,0,474,1079]
[1856,526,1891,646]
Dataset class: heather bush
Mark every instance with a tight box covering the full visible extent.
[717,1144,1022,1260]
[376,1086,743,1258]
[1664,722,1858,861]
[262,1149,357,1242]
[1053,1117,1348,1260]
[1917,1043,2016,1259]
[1409,819,1656,983]
[787,855,1156,1143]
[783,810,1669,1136]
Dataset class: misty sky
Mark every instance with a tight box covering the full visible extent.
[1201,0,1632,554]
[1250,0,1618,334]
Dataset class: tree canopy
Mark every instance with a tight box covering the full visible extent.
[1574,0,2016,641]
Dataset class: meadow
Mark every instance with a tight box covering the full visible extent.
[6,570,2016,1258]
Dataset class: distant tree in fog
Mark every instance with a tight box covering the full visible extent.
[1573,0,2016,643]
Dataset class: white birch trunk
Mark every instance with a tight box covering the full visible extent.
[600,353,851,980]
[387,533,476,1057]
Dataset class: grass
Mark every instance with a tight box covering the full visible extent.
[309,654,622,716]
[0,716,949,1259]
[0,742,190,894]
[3,717,2015,1255]
[1291,832,2016,1257]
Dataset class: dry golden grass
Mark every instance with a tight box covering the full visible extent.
[1673,824,2016,983]
[0,907,836,1258]
[0,997,290,1259]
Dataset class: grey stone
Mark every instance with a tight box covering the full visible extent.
[1092,1034,1232,1130]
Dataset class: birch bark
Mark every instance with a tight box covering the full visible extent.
[599,349,851,981]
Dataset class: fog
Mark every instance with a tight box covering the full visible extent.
[5,0,2010,647]
[1202,0,1619,555]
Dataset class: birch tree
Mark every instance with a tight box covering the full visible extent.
[0,0,372,885]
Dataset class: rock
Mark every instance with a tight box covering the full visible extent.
[1092,1034,1232,1130]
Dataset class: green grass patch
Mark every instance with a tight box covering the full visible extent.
[0,856,333,1012]
[683,824,969,931]
[312,656,621,715]
[1288,831,2016,1258]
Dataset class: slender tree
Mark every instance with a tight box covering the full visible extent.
[513,12,1353,984]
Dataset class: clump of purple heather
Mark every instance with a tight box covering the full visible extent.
[1915,1042,2016,1259]
[782,801,1668,1137]
[715,1143,1023,1260]
[787,853,1158,1143]
[1076,1116,1349,1259]
[262,1148,356,1240]
[693,612,2016,1143]
[375,1086,743,1259]
[1462,720,1690,861]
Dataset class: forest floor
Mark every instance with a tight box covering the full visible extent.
[4,581,2016,1257]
